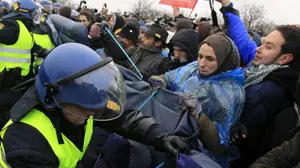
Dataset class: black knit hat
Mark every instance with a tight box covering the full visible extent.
[145,24,169,44]
[118,23,140,44]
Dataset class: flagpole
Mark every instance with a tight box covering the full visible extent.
[188,0,198,18]
[188,8,194,18]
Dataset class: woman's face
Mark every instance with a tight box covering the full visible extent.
[108,16,115,30]
[198,43,218,77]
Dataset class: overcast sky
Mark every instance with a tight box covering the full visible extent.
[85,0,299,24]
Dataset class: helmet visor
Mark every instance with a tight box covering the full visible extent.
[53,61,126,121]
[32,6,42,24]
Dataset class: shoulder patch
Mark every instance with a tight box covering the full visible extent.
[0,23,4,31]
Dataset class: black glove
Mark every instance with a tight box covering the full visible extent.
[229,123,248,145]
[98,21,109,37]
[156,134,190,155]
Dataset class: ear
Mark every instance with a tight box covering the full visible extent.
[276,53,294,65]
[154,41,162,48]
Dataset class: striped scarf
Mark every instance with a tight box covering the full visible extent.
[244,64,288,88]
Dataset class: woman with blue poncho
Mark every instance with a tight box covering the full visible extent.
[149,33,246,161]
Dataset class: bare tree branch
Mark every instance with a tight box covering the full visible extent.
[56,0,78,9]
[240,3,276,36]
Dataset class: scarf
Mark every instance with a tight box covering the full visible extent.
[244,64,288,88]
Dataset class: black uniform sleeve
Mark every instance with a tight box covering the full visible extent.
[95,110,167,147]
[3,123,59,168]
[0,19,20,45]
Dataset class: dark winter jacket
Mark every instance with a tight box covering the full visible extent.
[241,68,298,132]
[233,67,299,167]
[89,38,103,50]
[3,86,168,167]
[242,72,300,168]
[157,29,200,74]
[128,47,164,80]
[220,3,257,65]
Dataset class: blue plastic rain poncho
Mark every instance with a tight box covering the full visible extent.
[166,61,245,146]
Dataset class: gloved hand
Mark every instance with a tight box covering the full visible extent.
[156,134,190,155]
[229,123,248,145]
[176,92,198,113]
[148,75,167,93]
[98,21,109,37]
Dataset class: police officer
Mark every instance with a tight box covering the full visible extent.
[40,0,53,17]
[0,43,190,167]
[0,0,44,127]
[52,2,61,14]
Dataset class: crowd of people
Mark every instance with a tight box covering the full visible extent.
[0,0,300,167]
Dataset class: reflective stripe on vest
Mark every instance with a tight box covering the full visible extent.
[0,20,34,76]
[1,109,93,168]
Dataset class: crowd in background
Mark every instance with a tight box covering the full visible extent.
[0,0,300,167]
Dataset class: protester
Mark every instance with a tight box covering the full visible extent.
[78,10,94,31]
[59,6,72,19]
[248,31,262,46]
[176,18,194,32]
[118,23,139,57]
[139,21,149,42]
[108,13,125,34]
[216,0,300,167]
[149,33,245,167]
[249,74,300,168]
[52,2,61,14]
[157,29,200,73]
[196,21,212,43]
[101,3,108,15]
[0,43,190,167]
[88,22,104,50]
[128,24,168,80]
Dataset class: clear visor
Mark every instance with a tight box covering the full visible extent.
[43,5,52,12]
[52,61,126,122]
[32,7,42,25]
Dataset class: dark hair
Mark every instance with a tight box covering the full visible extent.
[104,3,107,7]
[59,6,72,19]
[79,10,94,22]
[276,25,300,68]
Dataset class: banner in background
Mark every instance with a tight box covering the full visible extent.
[159,0,198,9]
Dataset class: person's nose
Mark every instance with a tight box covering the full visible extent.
[199,58,206,68]
[256,45,262,54]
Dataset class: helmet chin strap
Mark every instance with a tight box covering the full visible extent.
[53,97,90,120]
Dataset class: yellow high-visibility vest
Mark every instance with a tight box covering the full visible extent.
[1,109,93,168]
[0,20,34,76]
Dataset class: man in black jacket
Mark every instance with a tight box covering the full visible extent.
[249,75,300,168]
[128,24,169,80]
[0,43,190,168]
